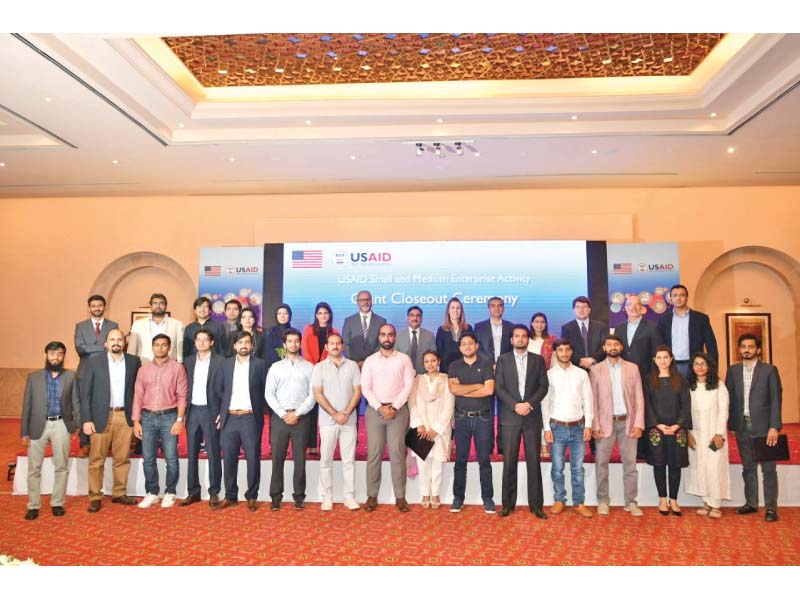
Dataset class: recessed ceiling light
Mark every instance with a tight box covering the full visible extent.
[275,67,284,73]
[421,63,430,69]
[304,119,312,125]
[436,118,444,124]
[0,162,5,167]
[631,58,643,64]
[229,157,236,162]
[710,112,717,118]
[727,147,736,154]
[591,149,598,155]
[112,159,119,165]
[44,97,52,102]
[361,65,371,71]
[571,115,578,120]
[245,68,256,74]
[349,155,357,160]
[601,58,612,65]
[473,151,480,157]
[177,123,185,128]
[663,57,674,63]
[218,69,228,75]
[332,66,342,72]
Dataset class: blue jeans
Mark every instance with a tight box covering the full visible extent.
[453,409,494,501]
[549,423,586,505]
[141,409,180,495]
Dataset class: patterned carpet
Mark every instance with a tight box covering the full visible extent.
[0,493,798,566]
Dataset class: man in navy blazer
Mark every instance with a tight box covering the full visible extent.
[473,296,514,453]
[560,296,608,369]
[80,329,141,513]
[657,284,718,376]
[209,330,268,511]
[726,333,782,522]
[494,325,549,519]
[180,327,225,508]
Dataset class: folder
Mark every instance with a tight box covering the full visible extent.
[405,428,435,461]
[752,434,790,462]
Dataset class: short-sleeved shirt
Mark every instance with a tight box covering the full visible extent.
[448,356,495,412]
[310,357,361,427]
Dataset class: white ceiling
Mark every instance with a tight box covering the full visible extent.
[1,32,799,197]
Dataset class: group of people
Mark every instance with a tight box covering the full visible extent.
[20,285,783,524]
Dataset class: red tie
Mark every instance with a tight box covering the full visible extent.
[94,321,101,340]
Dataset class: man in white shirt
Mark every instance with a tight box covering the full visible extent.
[265,327,316,510]
[542,338,594,518]
[128,293,185,363]
[311,333,362,510]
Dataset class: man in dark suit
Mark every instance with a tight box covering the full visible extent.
[395,305,436,375]
[20,341,80,520]
[341,290,387,367]
[210,330,268,511]
[560,296,608,369]
[494,325,549,519]
[473,296,514,454]
[657,284,718,376]
[179,327,224,508]
[614,295,663,380]
[80,328,141,513]
[726,333,783,522]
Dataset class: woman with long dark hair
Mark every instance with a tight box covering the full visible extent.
[527,312,556,369]
[226,307,264,359]
[435,297,471,373]
[685,352,731,518]
[644,345,692,515]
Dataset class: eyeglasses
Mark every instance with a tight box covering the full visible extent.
[693,362,708,367]
[357,298,371,303]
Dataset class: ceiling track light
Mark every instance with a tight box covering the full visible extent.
[415,143,424,157]
[433,143,443,157]
[455,142,463,156]
[408,140,476,159]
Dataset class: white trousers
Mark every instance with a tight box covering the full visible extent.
[414,451,444,497]
[318,423,357,500]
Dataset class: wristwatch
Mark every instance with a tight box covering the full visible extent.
[176,416,184,422]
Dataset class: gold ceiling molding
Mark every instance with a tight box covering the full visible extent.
[161,33,725,88]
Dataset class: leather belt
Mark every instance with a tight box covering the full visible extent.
[550,418,585,427]
[46,415,62,421]
[228,410,253,415]
[612,414,628,422]
[143,408,177,415]
[110,407,125,412]
[457,410,490,417]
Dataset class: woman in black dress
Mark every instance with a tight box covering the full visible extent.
[226,307,264,358]
[435,297,471,374]
[645,344,692,515]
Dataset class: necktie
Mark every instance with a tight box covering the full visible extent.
[94,321,101,340]
[580,321,589,356]
[410,330,418,365]
[362,315,368,340]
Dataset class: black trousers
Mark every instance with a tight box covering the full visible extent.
[305,404,319,451]
[653,465,681,499]
[269,412,311,500]
[186,405,222,497]
[501,421,543,510]
[220,414,262,500]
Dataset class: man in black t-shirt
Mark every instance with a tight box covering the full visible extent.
[447,331,496,514]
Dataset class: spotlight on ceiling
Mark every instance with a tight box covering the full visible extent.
[455,142,464,156]
[433,143,443,158]
[416,143,424,157]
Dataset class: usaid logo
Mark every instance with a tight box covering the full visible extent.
[350,251,392,264]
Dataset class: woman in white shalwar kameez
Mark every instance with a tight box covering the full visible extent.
[408,351,455,509]
[685,353,731,519]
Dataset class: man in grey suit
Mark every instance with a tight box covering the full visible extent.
[395,305,436,375]
[495,325,549,519]
[341,290,386,367]
[726,333,783,522]
[74,294,119,373]
[20,341,80,520]
[80,328,141,513]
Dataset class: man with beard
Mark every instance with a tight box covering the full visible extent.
[21,341,80,520]
[132,334,188,509]
[726,333,783,522]
[80,329,141,513]
[265,328,316,510]
[223,298,242,337]
[210,330,268,511]
[361,324,415,512]
[183,296,226,358]
[590,334,645,516]
[128,293,185,363]
[342,290,387,368]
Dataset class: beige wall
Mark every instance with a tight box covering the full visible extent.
[1,186,798,420]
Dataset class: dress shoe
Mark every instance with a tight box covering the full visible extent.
[294,498,305,510]
[270,497,281,511]
[531,507,548,520]
[111,495,137,506]
[669,500,682,516]
[736,504,758,515]
[247,499,259,512]
[597,502,610,516]
[88,500,102,513]
[396,498,410,512]
[178,494,201,507]
[499,507,513,518]
[51,506,66,517]
[550,501,564,515]
[765,509,779,522]
[213,498,239,510]
[658,499,669,516]
[364,496,378,512]
[209,494,220,509]
[24,509,39,520]
[574,504,593,519]
[625,502,643,517]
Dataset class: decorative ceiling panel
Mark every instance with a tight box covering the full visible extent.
[162,33,725,87]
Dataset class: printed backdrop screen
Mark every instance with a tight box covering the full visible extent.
[273,241,591,332]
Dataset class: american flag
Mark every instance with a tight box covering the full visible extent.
[204,265,221,276]
[613,262,632,274]
[291,249,323,268]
